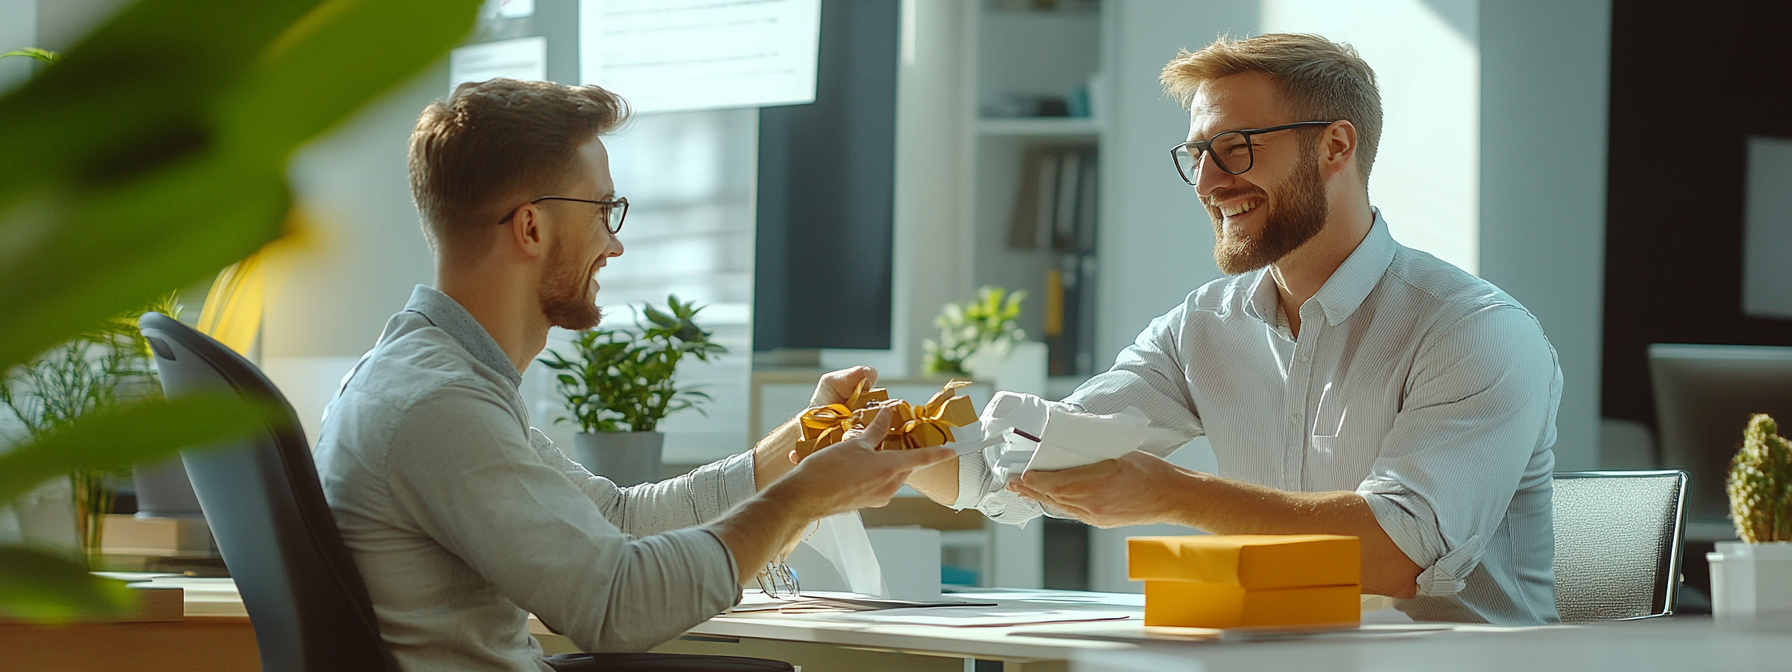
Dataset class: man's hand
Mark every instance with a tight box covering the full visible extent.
[751,366,881,487]
[811,365,877,408]
[774,409,955,518]
[711,409,955,583]
[1007,451,1188,528]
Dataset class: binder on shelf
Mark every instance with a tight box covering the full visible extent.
[1010,148,1060,249]
[1008,144,1100,376]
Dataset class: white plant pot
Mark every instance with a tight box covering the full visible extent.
[1708,541,1792,618]
[964,341,1048,397]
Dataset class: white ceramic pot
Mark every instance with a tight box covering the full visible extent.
[964,340,1048,397]
[570,432,664,487]
[1708,541,1792,618]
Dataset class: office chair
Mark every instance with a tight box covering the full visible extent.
[139,313,789,672]
[1551,470,1688,622]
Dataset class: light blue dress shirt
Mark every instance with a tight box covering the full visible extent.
[956,211,1563,624]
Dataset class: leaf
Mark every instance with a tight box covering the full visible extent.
[0,0,478,374]
[216,0,481,161]
[0,394,279,505]
[0,546,134,623]
[0,48,61,65]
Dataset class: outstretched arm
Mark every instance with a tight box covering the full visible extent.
[1011,453,1421,597]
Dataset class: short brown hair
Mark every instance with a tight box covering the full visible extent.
[1162,33,1382,180]
[408,79,630,252]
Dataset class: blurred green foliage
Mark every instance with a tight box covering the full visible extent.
[539,296,730,434]
[924,286,1027,375]
[0,0,479,623]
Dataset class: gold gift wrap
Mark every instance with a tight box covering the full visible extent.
[1127,534,1362,628]
[795,380,979,457]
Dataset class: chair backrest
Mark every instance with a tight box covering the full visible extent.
[138,313,390,672]
[1648,343,1792,530]
[1551,470,1688,623]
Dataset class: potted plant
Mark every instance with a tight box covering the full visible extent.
[923,286,1046,395]
[1,295,178,568]
[0,0,477,622]
[1708,413,1792,618]
[537,295,727,486]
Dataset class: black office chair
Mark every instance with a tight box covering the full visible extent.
[139,313,789,672]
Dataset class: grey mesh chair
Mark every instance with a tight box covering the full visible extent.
[1551,470,1688,622]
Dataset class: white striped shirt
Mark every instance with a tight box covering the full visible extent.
[955,211,1562,624]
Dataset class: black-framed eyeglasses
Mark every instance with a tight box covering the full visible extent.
[1169,121,1336,185]
[498,195,629,234]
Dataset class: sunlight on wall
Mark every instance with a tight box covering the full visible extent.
[1260,0,1480,274]
[523,108,759,464]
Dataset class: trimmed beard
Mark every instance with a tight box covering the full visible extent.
[1206,143,1329,275]
[539,239,603,330]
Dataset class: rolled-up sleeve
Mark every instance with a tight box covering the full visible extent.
[532,430,757,537]
[956,301,1205,525]
[386,387,740,653]
[1357,305,1560,597]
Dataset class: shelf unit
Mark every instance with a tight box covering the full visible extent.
[961,0,1106,380]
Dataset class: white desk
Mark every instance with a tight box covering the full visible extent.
[1086,614,1792,672]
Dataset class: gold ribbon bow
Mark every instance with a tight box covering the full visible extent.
[795,379,977,457]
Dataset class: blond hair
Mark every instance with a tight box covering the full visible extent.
[408,79,630,253]
[1162,33,1382,180]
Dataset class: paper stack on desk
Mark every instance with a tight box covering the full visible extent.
[977,392,1158,482]
[1127,534,1361,629]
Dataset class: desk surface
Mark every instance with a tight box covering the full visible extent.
[87,577,1792,672]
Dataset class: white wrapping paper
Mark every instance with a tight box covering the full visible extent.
[785,510,889,596]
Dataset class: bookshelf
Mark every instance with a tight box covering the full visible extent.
[963,0,1105,380]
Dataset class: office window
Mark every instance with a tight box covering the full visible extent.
[523,108,758,465]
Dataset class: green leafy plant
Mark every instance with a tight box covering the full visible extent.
[1729,413,1792,543]
[923,286,1026,375]
[539,296,729,433]
[0,0,480,623]
[2,294,181,568]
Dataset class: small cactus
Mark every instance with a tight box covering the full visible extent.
[1728,414,1792,543]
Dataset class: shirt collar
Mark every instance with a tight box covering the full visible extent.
[1242,207,1398,329]
[402,285,523,388]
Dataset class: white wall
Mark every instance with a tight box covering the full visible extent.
[0,0,36,95]
[1260,0,1480,274]
[1477,0,1610,471]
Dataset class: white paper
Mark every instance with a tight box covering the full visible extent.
[578,0,821,114]
[1024,407,1154,472]
[830,607,1136,628]
[787,510,887,597]
[449,36,548,94]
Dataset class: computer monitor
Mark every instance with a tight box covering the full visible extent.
[1648,343,1792,540]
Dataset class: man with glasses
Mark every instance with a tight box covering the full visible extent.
[313,78,953,671]
[908,34,1562,625]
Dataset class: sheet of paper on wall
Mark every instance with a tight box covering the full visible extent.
[578,0,821,114]
[448,36,548,94]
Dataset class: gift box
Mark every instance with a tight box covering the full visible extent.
[794,380,979,457]
[1127,534,1361,628]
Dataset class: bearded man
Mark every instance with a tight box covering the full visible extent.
[907,33,1563,625]
[312,79,952,671]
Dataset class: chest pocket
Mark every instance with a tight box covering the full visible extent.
[1310,381,1349,452]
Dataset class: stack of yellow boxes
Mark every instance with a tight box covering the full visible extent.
[1127,534,1362,628]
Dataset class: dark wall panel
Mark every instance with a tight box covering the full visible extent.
[1603,0,1792,427]
[754,0,898,351]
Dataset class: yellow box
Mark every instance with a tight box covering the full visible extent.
[1143,580,1361,628]
[1127,534,1360,590]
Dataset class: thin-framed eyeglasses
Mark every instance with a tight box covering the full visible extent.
[755,562,800,598]
[1169,121,1336,185]
[497,195,629,234]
